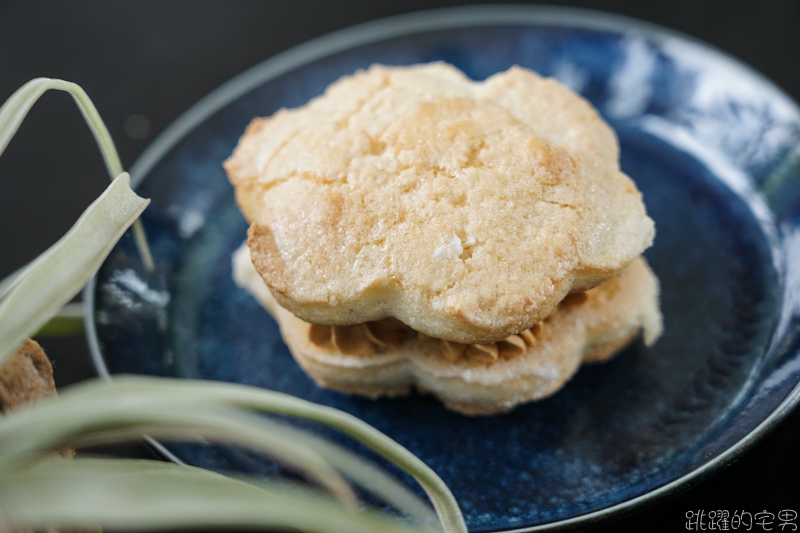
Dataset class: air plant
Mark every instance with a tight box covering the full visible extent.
[0,79,467,533]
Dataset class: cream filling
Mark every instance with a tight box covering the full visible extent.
[308,319,549,365]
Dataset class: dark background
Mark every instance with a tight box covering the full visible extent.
[0,1,798,531]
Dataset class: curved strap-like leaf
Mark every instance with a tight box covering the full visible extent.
[0,79,120,180]
[26,378,467,533]
[0,174,148,365]
[0,384,438,527]
[0,405,357,510]
[0,77,153,269]
[0,459,433,533]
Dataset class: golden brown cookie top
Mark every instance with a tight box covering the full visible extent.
[225,63,654,344]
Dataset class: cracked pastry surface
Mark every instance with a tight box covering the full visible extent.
[233,245,662,415]
[225,63,655,344]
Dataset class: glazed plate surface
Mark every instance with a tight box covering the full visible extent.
[86,6,800,532]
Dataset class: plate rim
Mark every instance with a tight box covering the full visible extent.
[83,4,800,532]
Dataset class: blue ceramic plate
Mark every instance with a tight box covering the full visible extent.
[85,5,800,532]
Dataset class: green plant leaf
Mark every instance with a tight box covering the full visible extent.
[0,173,148,365]
[0,401,358,509]
[0,79,121,179]
[17,377,467,533]
[0,458,432,533]
[70,415,438,527]
[0,378,441,528]
[0,77,153,270]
